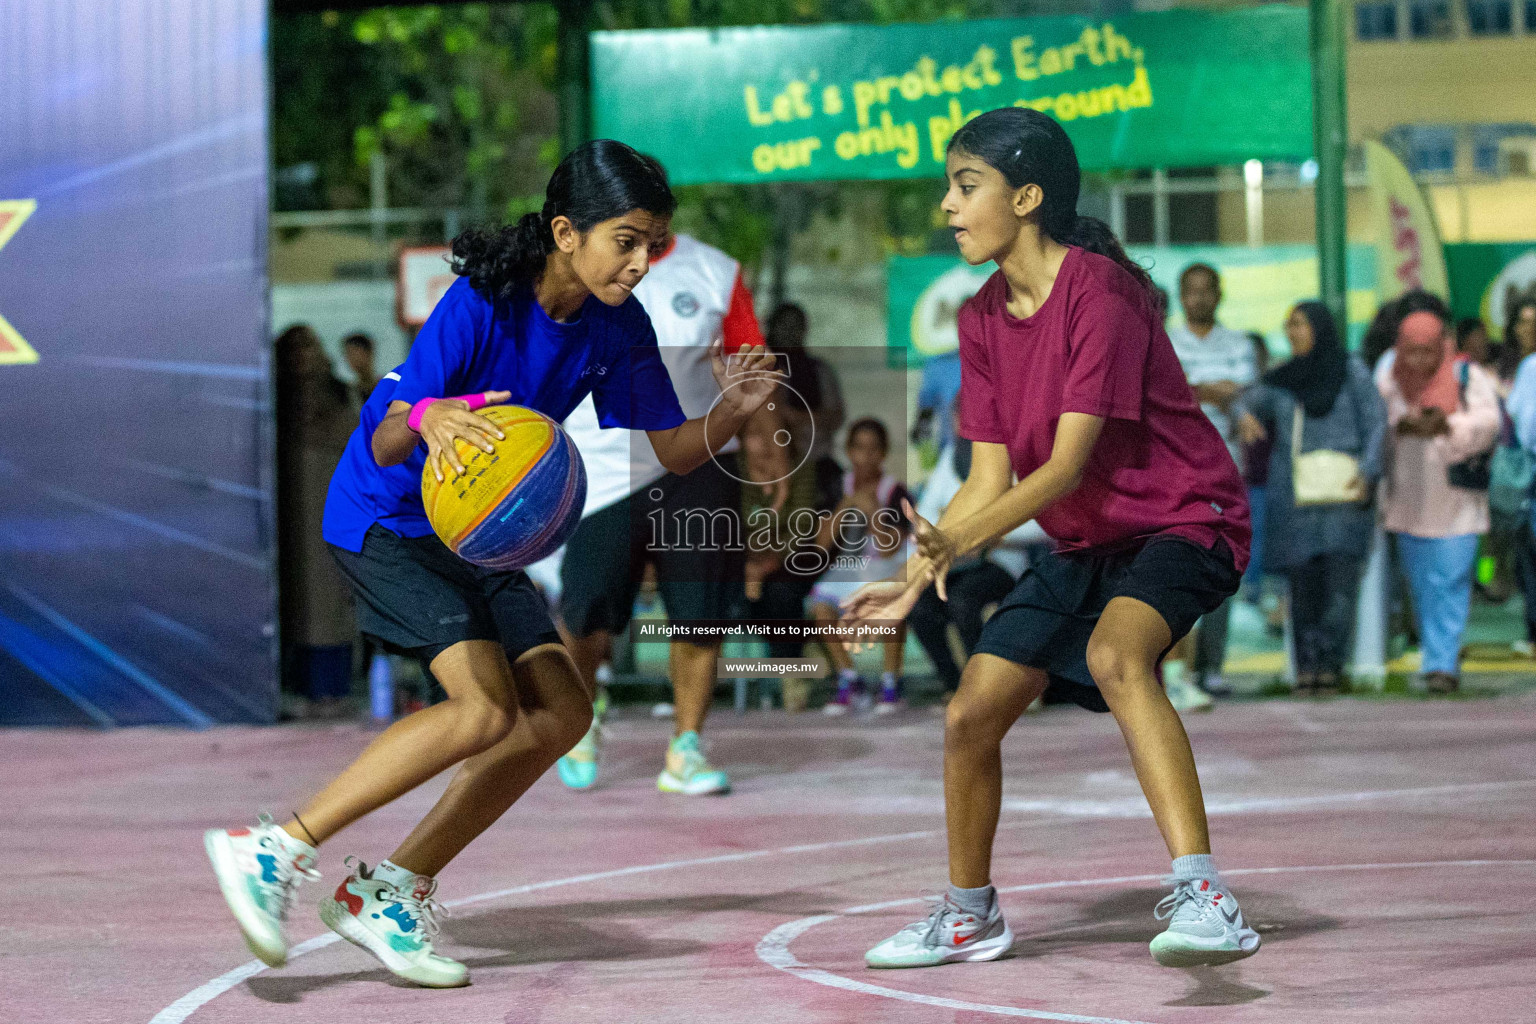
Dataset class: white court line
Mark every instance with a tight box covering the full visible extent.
[757,915,1160,1024]
[757,859,1536,1024]
[149,777,1536,1024]
[1004,777,1536,819]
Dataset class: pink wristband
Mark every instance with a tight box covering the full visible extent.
[406,393,492,433]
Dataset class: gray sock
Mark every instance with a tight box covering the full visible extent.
[948,883,996,917]
[1171,854,1223,888]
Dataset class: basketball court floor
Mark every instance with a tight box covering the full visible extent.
[7,691,1534,1024]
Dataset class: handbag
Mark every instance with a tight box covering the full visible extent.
[1446,362,1492,492]
[1291,405,1364,506]
[1488,390,1534,517]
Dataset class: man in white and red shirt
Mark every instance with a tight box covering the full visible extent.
[537,231,784,795]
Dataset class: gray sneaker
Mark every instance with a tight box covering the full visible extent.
[1149,876,1261,967]
[865,894,1013,968]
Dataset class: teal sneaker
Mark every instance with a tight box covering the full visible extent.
[557,689,607,791]
[657,730,730,795]
[317,859,469,988]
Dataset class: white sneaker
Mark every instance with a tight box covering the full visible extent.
[1149,876,1261,967]
[865,894,1013,968]
[318,860,469,988]
[1166,675,1214,713]
[204,814,320,967]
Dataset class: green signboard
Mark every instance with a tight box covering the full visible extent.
[591,10,1311,185]
[1444,242,1536,337]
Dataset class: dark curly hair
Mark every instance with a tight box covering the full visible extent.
[947,107,1154,301]
[450,139,675,304]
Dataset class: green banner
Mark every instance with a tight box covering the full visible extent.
[591,10,1311,185]
[890,244,1379,366]
[1444,242,1536,337]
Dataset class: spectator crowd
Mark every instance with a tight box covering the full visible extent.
[273,265,1536,721]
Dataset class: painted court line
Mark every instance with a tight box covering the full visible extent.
[148,828,940,1024]
[758,859,1536,1024]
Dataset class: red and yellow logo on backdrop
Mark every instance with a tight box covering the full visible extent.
[0,199,38,365]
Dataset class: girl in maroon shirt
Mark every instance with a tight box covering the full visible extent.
[845,108,1260,971]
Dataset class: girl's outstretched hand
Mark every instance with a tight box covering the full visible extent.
[710,340,779,419]
[838,568,932,653]
[904,498,956,601]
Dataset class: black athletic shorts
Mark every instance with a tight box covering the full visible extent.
[330,524,563,665]
[560,453,746,637]
[973,535,1241,713]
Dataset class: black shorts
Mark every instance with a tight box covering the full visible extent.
[560,454,745,637]
[330,524,563,665]
[973,536,1241,713]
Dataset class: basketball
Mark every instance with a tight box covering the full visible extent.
[420,404,587,572]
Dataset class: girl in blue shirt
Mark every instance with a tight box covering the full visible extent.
[205,140,777,987]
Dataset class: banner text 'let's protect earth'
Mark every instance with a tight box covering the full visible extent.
[591,9,1311,184]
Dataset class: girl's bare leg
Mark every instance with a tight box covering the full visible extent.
[942,654,1050,887]
[1086,597,1211,858]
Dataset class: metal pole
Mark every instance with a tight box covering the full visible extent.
[556,0,592,157]
[1311,0,1349,328]
[370,150,388,277]
[1244,160,1264,248]
[1151,168,1169,247]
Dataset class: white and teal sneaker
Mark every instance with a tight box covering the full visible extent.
[1149,876,1261,967]
[865,894,1013,968]
[557,690,607,791]
[204,814,320,967]
[317,859,469,988]
[657,730,730,795]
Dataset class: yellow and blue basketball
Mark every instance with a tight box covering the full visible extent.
[421,404,587,572]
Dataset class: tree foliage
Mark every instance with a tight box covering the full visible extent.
[271,1,1106,261]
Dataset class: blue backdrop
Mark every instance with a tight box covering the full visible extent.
[0,0,276,725]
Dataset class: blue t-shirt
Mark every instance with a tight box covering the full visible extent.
[323,277,687,551]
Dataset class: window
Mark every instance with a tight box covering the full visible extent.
[1473,126,1505,174]
[1406,127,1457,174]
[1467,0,1513,32]
[1409,0,1454,36]
[1356,0,1399,38]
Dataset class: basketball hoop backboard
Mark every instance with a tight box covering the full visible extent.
[397,246,456,329]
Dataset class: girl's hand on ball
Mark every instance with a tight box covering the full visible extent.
[421,392,510,483]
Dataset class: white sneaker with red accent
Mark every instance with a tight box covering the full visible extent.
[1149,876,1262,967]
[203,814,320,967]
[864,894,1013,968]
[318,859,469,988]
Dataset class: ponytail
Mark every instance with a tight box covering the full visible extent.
[948,107,1154,303]
[450,212,552,305]
[1062,214,1155,300]
[450,139,675,305]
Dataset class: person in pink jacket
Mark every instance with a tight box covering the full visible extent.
[1377,310,1501,693]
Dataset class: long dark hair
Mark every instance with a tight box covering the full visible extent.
[450,139,675,304]
[1500,296,1536,380]
[947,107,1154,300]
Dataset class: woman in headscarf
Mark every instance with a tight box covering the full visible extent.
[1377,310,1501,694]
[1236,302,1387,695]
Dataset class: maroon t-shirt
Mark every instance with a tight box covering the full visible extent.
[957,247,1251,571]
